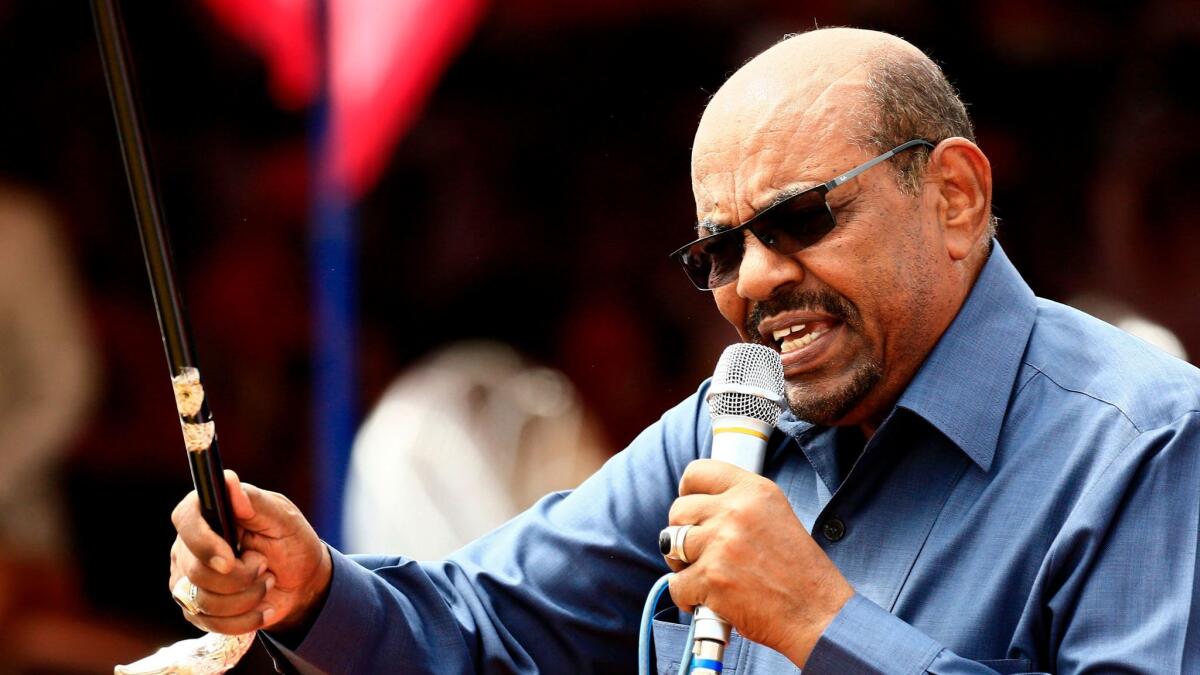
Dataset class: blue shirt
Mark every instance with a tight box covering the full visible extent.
[274,244,1200,673]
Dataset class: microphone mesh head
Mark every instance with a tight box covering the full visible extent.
[706,343,785,424]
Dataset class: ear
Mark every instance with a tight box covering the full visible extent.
[925,138,992,261]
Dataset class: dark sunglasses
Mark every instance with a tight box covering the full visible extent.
[669,139,935,290]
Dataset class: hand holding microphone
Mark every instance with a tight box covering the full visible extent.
[661,344,854,670]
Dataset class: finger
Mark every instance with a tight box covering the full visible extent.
[673,524,711,565]
[667,568,701,615]
[679,459,754,497]
[172,537,267,595]
[185,606,273,636]
[668,493,720,526]
[194,574,275,618]
[172,495,237,576]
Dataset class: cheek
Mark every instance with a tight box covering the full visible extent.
[713,290,751,339]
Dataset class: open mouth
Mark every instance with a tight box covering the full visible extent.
[770,320,834,351]
[759,315,843,369]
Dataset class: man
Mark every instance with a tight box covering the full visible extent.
[169,28,1200,672]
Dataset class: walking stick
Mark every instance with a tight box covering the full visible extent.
[90,0,255,671]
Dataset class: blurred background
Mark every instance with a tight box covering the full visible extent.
[0,0,1196,671]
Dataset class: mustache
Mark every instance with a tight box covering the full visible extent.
[745,289,859,343]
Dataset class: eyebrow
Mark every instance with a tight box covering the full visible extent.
[695,219,730,237]
[693,184,817,236]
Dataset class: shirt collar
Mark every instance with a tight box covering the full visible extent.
[776,242,1036,472]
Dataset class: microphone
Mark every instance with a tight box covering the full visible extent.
[691,342,785,675]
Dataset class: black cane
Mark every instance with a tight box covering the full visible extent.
[90,0,239,554]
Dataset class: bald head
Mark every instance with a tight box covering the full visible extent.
[698,29,924,145]
[692,28,973,220]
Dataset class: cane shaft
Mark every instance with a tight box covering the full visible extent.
[189,445,239,548]
[91,0,239,552]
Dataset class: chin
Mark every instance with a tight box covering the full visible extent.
[785,360,881,426]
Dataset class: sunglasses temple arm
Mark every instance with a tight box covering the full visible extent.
[825,139,935,191]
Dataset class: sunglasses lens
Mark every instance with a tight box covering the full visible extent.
[751,190,836,255]
[678,232,743,289]
[702,233,744,288]
[672,189,837,290]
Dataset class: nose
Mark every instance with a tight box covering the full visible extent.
[735,230,803,301]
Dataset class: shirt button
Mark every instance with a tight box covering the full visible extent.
[822,518,846,542]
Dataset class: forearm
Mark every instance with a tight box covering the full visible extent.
[267,387,709,673]
[265,549,479,675]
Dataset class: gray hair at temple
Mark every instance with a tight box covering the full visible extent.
[848,40,999,238]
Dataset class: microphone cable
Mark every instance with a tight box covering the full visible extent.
[639,573,699,675]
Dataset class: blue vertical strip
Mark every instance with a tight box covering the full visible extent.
[309,0,355,549]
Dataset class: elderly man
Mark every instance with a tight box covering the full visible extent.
[169,28,1200,673]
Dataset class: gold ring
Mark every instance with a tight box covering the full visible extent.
[171,575,202,615]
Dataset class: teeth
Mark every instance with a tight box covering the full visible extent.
[781,329,825,353]
[772,324,805,341]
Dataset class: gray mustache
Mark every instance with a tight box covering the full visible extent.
[746,289,857,341]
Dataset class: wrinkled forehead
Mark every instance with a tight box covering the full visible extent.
[690,61,872,228]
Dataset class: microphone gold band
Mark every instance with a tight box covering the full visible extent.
[711,426,770,442]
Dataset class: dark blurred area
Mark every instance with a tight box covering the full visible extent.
[0,0,1196,671]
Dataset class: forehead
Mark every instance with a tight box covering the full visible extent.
[691,60,872,226]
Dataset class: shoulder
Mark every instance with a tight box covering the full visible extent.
[641,379,714,468]
[1020,298,1200,433]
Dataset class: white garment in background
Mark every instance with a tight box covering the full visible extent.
[343,342,608,559]
[0,188,96,556]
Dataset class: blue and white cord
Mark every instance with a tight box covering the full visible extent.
[639,573,700,675]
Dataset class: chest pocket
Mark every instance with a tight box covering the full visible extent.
[654,620,1035,674]
[651,620,803,674]
[652,620,745,674]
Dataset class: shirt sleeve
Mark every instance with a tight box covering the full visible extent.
[264,385,712,674]
[805,594,1012,674]
[805,411,1200,675]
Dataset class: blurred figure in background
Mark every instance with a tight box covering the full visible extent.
[0,184,149,672]
[343,342,609,558]
[0,184,93,577]
[1069,293,1188,361]
[1089,2,1200,361]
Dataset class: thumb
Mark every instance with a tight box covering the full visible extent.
[237,482,308,538]
[224,470,256,521]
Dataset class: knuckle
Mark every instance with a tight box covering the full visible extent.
[668,499,686,524]
[753,477,779,500]
[706,565,733,593]
[704,530,728,559]
[667,575,685,600]
[668,577,696,612]
[181,556,205,580]
[170,501,186,528]
[726,500,749,522]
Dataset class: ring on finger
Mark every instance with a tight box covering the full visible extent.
[171,575,203,615]
[658,524,694,564]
